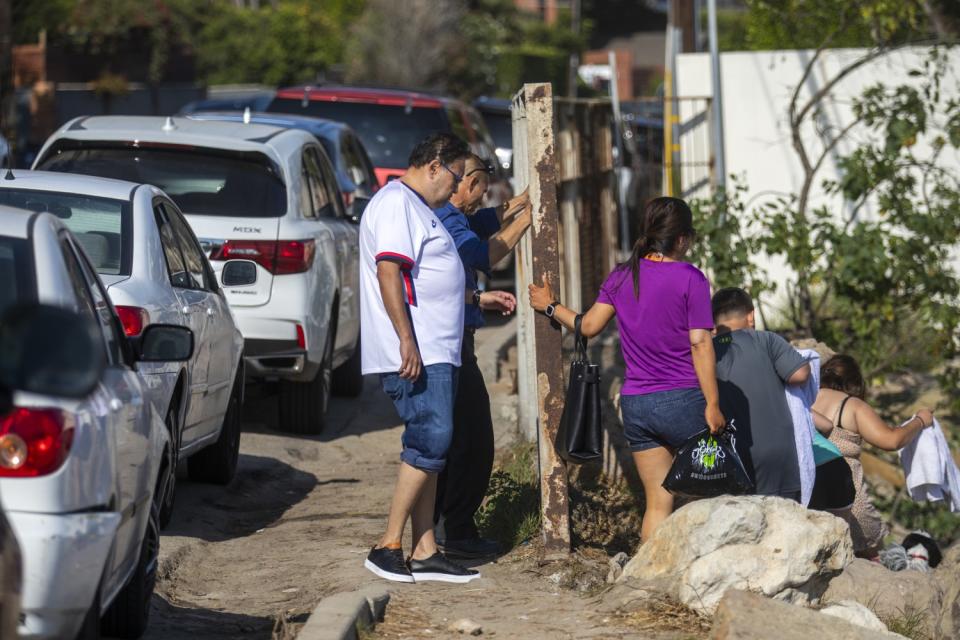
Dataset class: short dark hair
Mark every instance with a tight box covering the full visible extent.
[820,354,866,399]
[408,132,470,168]
[712,287,754,321]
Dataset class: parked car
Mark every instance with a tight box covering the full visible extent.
[473,96,513,175]
[0,206,193,639]
[177,92,274,116]
[0,489,20,640]
[34,116,362,434]
[266,85,512,203]
[185,111,380,220]
[0,170,245,527]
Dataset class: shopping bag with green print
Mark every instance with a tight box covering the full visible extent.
[662,427,754,498]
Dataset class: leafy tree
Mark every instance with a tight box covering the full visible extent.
[197,0,363,86]
[693,2,960,395]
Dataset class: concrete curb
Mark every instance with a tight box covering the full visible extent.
[297,584,391,640]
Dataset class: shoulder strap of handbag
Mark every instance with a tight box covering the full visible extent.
[574,313,587,361]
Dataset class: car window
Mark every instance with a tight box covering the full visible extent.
[300,156,316,218]
[312,147,346,218]
[267,98,447,169]
[341,134,374,194]
[62,234,123,365]
[154,204,191,289]
[59,236,99,326]
[0,188,131,275]
[37,143,287,218]
[164,204,210,290]
[303,147,334,218]
[446,107,471,142]
[0,237,34,317]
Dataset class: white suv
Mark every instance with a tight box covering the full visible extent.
[36,116,362,434]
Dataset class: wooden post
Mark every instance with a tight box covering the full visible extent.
[512,83,570,557]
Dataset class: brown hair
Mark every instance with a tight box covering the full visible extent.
[820,354,866,399]
[625,197,696,298]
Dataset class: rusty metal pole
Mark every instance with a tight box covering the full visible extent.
[513,82,570,557]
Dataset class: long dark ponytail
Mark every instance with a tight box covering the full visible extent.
[627,196,695,298]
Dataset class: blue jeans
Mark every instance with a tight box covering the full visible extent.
[381,363,458,473]
[621,387,707,452]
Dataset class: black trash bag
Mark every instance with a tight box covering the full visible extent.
[662,428,754,498]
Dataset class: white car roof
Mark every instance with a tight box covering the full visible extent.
[0,204,35,238]
[45,115,312,159]
[0,169,140,202]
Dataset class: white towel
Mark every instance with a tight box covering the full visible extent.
[784,349,820,507]
[899,417,960,513]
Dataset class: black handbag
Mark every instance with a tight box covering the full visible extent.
[556,315,602,464]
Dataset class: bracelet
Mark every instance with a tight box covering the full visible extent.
[914,414,927,428]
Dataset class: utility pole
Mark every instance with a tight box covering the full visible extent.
[707,0,726,192]
[567,0,581,98]
[0,0,13,160]
[512,83,570,558]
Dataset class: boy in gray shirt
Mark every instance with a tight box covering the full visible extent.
[712,288,812,500]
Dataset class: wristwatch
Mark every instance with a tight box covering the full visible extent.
[472,289,483,307]
[544,300,560,318]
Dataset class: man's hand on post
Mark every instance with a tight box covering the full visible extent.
[479,290,517,315]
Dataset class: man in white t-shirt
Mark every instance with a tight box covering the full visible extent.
[360,132,480,584]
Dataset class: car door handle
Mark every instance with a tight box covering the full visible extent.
[206,307,215,317]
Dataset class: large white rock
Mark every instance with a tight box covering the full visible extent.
[819,601,890,633]
[617,495,853,614]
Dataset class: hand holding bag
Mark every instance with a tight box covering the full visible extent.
[556,314,602,464]
[662,427,754,498]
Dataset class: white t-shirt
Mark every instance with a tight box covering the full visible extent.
[360,180,465,374]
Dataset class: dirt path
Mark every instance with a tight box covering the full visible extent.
[130,322,641,639]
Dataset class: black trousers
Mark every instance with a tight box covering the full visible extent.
[434,330,495,541]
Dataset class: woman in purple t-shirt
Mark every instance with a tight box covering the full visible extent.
[529,197,724,541]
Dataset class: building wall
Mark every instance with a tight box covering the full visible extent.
[675,46,960,316]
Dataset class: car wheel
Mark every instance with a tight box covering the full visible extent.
[331,337,363,398]
[158,402,179,529]
[74,582,101,639]
[278,324,332,434]
[186,370,242,485]
[100,498,158,639]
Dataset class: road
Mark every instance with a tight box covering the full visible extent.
[131,318,634,640]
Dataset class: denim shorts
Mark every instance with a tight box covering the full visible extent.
[380,363,458,473]
[620,387,707,452]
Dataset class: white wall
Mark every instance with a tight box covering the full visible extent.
[675,46,960,320]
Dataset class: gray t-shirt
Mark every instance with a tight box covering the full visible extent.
[713,329,807,497]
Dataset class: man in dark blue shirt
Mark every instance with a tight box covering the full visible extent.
[433,154,531,558]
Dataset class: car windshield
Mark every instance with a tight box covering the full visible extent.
[267,98,447,169]
[0,189,131,275]
[0,236,33,317]
[483,111,512,150]
[36,143,287,218]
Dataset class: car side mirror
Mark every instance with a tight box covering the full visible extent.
[0,303,104,400]
[221,259,258,286]
[134,325,194,362]
[349,196,371,223]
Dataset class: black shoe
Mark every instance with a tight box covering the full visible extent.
[364,546,414,583]
[438,537,501,559]
[409,552,481,583]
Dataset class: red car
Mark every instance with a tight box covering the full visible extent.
[267,86,511,202]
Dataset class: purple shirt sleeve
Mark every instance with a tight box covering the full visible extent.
[685,270,714,329]
[597,268,628,306]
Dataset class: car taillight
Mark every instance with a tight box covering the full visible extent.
[212,240,315,275]
[115,305,149,337]
[0,408,74,477]
[295,323,306,349]
[275,240,315,275]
